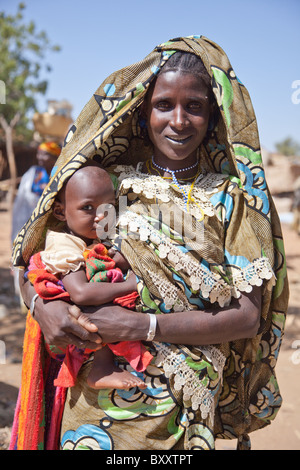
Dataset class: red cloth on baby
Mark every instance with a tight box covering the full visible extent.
[27,244,153,387]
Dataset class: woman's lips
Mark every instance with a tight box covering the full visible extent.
[166,135,192,145]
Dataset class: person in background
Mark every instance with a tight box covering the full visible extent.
[291,176,300,235]
[11,141,61,298]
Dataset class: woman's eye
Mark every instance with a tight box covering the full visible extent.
[156,101,170,110]
[188,102,202,111]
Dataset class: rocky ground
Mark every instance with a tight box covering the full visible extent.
[0,155,299,450]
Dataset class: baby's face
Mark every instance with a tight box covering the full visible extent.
[64,168,116,244]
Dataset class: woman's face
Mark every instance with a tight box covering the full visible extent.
[145,70,211,168]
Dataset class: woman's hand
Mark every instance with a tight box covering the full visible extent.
[20,274,103,349]
[70,304,150,344]
[33,297,103,350]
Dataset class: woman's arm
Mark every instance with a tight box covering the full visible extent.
[78,286,262,345]
[155,286,261,345]
[19,273,103,349]
[21,265,261,347]
[62,268,136,306]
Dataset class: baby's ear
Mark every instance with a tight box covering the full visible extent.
[52,200,66,221]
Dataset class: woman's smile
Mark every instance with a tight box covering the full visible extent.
[165,135,192,145]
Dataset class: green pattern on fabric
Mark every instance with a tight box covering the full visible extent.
[234,146,263,165]
[212,67,233,127]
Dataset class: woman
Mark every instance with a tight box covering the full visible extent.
[11,141,61,301]
[11,141,61,244]
[11,36,288,451]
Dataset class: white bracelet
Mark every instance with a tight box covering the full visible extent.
[146,313,157,341]
[30,293,39,318]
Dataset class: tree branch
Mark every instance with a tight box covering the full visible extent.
[10,112,21,128]
[0,114,9,132]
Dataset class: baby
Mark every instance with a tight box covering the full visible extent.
[30,163,152,390]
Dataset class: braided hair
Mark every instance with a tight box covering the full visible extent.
[160,52,214,104]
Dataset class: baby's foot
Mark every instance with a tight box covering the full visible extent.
[87,362,147,390]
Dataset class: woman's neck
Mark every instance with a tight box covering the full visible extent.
[143,155,200,180]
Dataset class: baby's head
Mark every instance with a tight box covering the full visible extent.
[53,162,116,244]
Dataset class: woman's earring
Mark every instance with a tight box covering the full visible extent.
[139,115,148,138]
[138,113,151,146]
[139,115,147,130]
[208,117,215,132]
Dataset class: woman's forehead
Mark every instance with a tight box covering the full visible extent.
[150,70,209,97]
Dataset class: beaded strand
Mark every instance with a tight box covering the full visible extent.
[151,156,199,209]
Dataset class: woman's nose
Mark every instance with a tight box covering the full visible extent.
[170,106,189,130]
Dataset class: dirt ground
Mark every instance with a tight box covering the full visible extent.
[0,173,299,450]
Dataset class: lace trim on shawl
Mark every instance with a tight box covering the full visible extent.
[119,210,234,307]
[119,210,276,307]
[147,269,190,311]
[115,164,226,218]
[228,257,276,292]
[154,342,226,423]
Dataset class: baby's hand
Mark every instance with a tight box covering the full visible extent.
[107,247,131,271]
[124,271,137,292]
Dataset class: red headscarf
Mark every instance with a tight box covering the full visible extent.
[38,141,61,157]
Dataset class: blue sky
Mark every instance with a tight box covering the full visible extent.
[1,0,300,152]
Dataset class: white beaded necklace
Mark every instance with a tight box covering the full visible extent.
[151,156,199,176]
[151,156,199,208]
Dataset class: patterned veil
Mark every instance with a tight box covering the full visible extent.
[12,36,289,450]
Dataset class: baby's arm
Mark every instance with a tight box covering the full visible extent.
[62,268,137,306]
